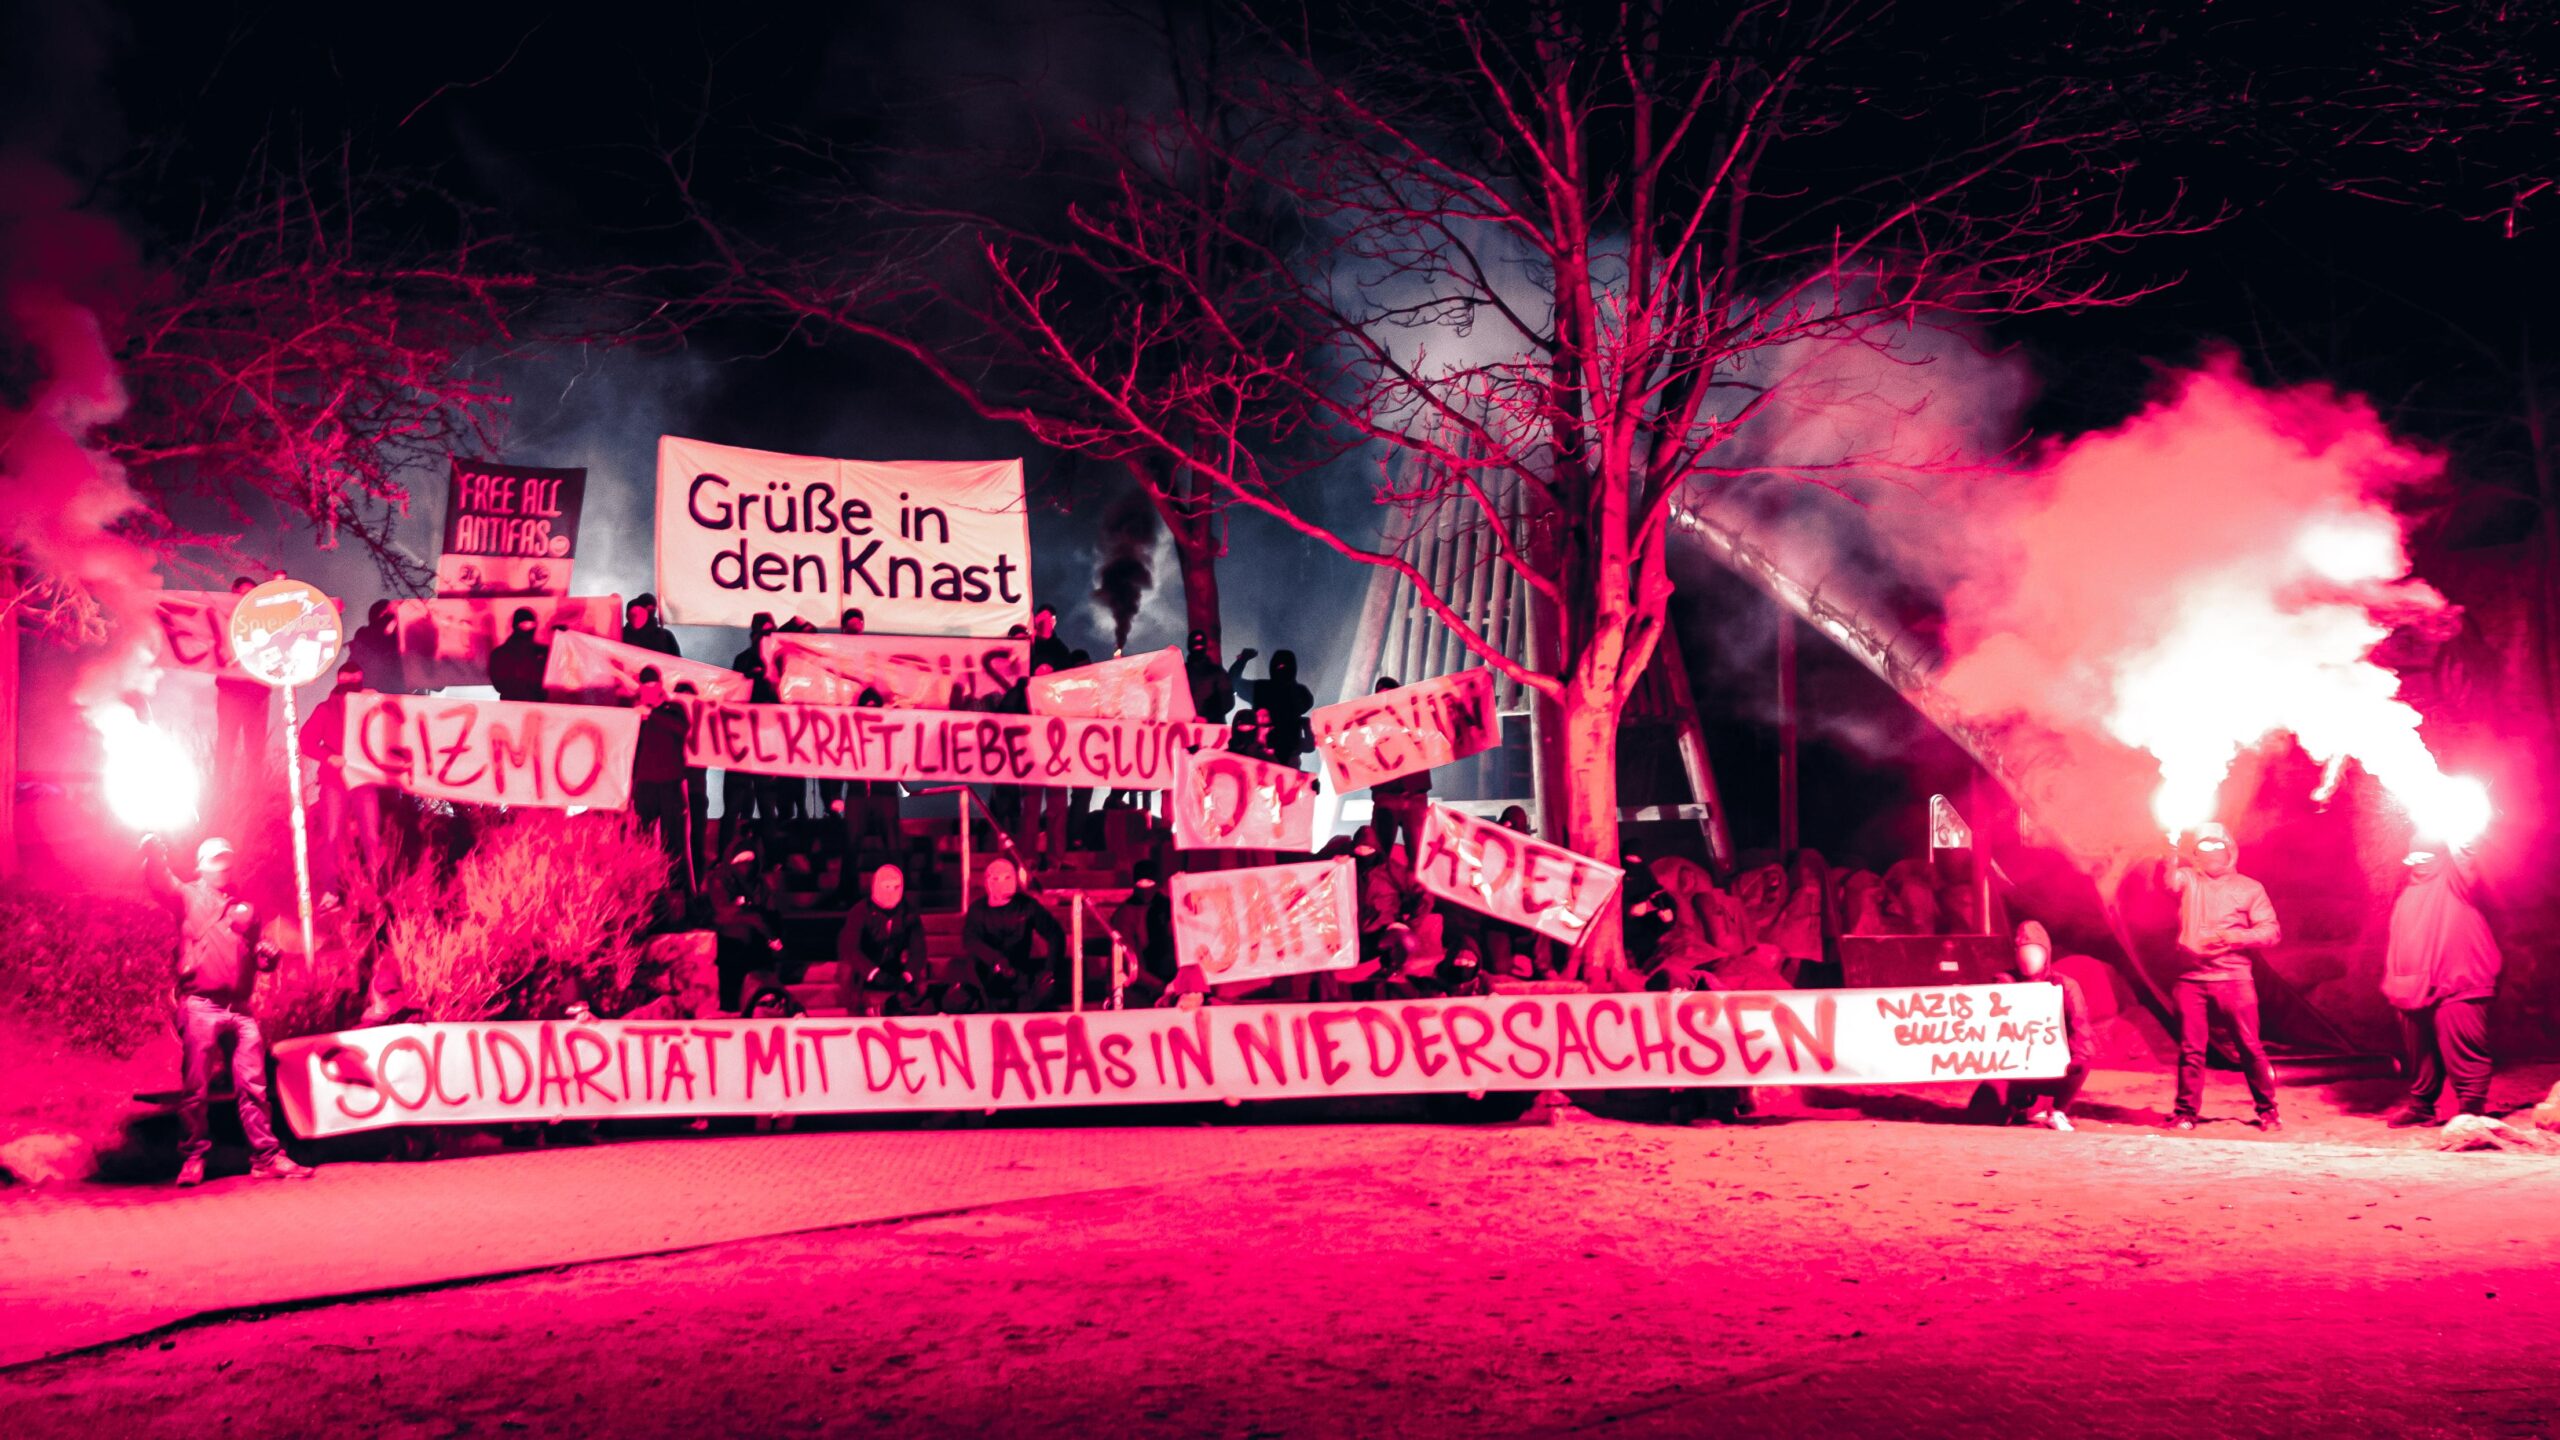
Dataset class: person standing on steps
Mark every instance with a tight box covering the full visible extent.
[2162,822,2283,1134]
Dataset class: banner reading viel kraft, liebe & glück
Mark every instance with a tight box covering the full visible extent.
[684,699,1223,790]
[272,986,2067,1135]
[656,435,1030,635]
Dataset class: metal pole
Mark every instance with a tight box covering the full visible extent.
[1070,896,1084,1015]
[1776,610,1800,858]
[959,790,974,908]
[279,681,319,967]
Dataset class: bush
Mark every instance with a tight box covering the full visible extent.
[377,808,670,1021]
[0,886,176,1055]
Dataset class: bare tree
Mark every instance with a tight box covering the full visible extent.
[936,0,2207,979]
[5,142,527,637]
[649,6,1297,657]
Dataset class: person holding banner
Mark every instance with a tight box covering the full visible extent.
[1978,921,2093,1131]
[298,660,385,896]
[630,669,694,881]
[1352,826,1435,993]
[959,858,1068,1013]
[1366,678,1433,860]
[722,615,784,857]
[489,607,550,703]
[346,599,411,695]
[623,594,683,660]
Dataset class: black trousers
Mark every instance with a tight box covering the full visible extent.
[2400,997,2493,1116]
[632,780,689,875]
[2175,975,2279,1119]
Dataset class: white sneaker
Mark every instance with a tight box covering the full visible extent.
[2040,1110,2075,1132]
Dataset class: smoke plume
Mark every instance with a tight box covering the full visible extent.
[1090,485,1160,652]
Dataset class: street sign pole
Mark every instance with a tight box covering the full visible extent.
[279,680,318,968]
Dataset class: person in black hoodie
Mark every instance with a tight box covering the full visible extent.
[722,614,781,854]
[488,606,549,702]
[630,669,693,880]
[1253,649,1315,768]
[1184,630,1234,724]
[346,598,410,694]
[1979,920,2094,1131]
[705,845,784,1012]
[1366,678,1433,858]
[623,594,683,659]
[1108,859,1179,1007]
[1027,605,1074,673]
[838,863,932,1016]
[958,857,1067,1013]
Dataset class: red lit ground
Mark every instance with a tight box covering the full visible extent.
[4,1066,2556,1437]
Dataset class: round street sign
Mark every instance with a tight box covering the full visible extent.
[226,577,344,688]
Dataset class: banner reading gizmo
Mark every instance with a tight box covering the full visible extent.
[275,987,2065,1136]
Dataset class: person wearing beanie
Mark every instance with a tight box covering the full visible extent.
[2161,823,2284,1132]
[1981,920,2095,1131]
[488,606,549,702]
[141,834,311,1184]
[623,593,683,659]
[2380,841,2503,1127]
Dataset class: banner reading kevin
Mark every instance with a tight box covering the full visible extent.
[763,631,1027,709]
[1310,668,1499,792]
[1030,648,1195,722]
[273,985,2069,1135]
[686,700,1223,790]
[1170,748,1318,852]
[656,436,1030,635]
[1169,857,1359,984]
[1412,802,1623,948]
[545,630,752,706]
[344,693,639,810]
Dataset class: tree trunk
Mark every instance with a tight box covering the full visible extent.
[1558,676,1629,988]
[1169,504,1222,656]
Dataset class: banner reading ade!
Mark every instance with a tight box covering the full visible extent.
[273,986,2069,1136]
[656,435,1031,636]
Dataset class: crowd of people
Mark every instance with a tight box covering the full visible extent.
[153,594,2514,1182]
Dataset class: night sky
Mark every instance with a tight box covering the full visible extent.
[9,0,2556,867]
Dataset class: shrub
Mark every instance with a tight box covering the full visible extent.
[0,886,176,1055]
[377,808,669,1021]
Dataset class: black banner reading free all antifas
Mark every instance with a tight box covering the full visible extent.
[437,457,586,597]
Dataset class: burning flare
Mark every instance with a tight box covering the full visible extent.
[91,703,201,833]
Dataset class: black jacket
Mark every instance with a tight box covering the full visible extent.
[838,899,931,1003]
[489,633,549,703]
[634,701,690,784]
[963,893,1066,993]
[624,622,683,659]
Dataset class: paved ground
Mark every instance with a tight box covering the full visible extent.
[4,1066,2556,1437]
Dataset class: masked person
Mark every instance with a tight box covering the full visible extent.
[2163,823,2283,1132]
[2381,843,2503,1127]
[346,598,410,694]
[1185,630,1235,724]
[623,593,683,659]
[1253,650,1314,769]
[1982,920,2093,1131]
[298,661,383,896]
[142,835,311,1185]
[213,576,271,789]
[705,847,785,1012]
[838,863,932,1016]
[1366,678,1433,859]
[630,669,693,881]
[1028,604,1074,673]
[488,606,549,702]
[1353,824,1433,990]
[959,858,1067,1013]
[723,615,783,855]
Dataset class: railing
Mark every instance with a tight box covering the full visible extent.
[917,784,1132,1011]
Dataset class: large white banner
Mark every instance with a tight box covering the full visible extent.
[544,630,753,706]
[343,693,639,810]
[656,436,1030,635]
[1029,648,1195,722]
[684,700,1224,790]
[273,986,2069,1135]
[1411,803,1624,948]
[386,596,622,692]
[762,631,1028,709]
[1169,858,1360,983]
[1169,747,1319,852]
[1310,669,1500,792]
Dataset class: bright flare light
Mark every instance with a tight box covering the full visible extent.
[92,704,201,832]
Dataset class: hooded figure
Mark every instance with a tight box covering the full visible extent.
[1255,650,1314,766]
[1185,630,1235,723]
[839,864,931,1015]
[2162,823,2282,1131]
[2381,846,2502,1125]
[1981,919,2094,1130]
[489,607,549,702]
[142,834,308,1184]
[346,598,409,693]
[623,593,683,659]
